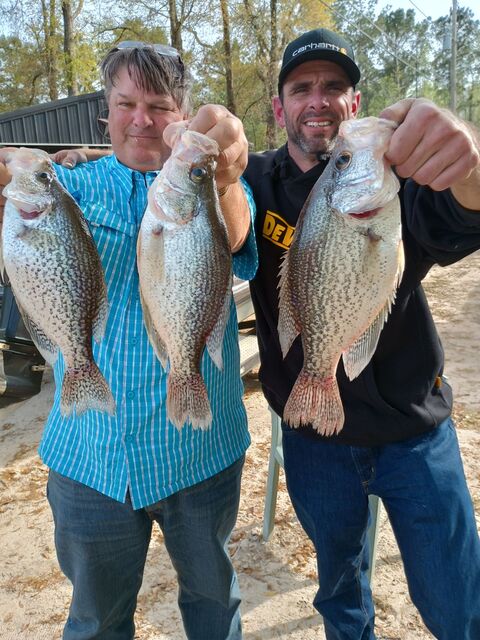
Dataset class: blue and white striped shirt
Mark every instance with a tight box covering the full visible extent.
[38,155,257,509]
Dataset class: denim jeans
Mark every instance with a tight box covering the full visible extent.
[47,456,244,640]
[281,418,480,640]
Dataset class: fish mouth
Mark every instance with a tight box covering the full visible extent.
[19,208,43,220]
[348,208,380,219]
[6,195,49,220]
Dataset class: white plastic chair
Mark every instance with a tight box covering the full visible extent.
[263,407,382,585]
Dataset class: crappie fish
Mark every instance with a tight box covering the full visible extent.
[1,147,115,417]
[278,117,404,435]
[137,128,232,430]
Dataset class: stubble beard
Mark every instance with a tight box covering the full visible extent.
[285,115,339,157]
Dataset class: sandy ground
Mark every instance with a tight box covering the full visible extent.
[1,252,479,640]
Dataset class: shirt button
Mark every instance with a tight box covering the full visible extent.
[125,434,133,442]
[131,337,137,346]
[127,390,134,399]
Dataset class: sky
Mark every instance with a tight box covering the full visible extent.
[376,0,480,21]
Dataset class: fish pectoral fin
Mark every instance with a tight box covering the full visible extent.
[342,295,396,380]
[150,222,166,282]
[16,303,58,365]
[343,242,404,381]
[206,277,232,371]
[139,288,169,370]
[278,251,300,358]
[137,221,166,284]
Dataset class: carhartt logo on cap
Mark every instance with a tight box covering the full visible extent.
[292,42,344,57]
[278,29,361,91]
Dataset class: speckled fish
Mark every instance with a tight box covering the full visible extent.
[278,117,404,436]
[137,128,232,430]
[1,147,115,417]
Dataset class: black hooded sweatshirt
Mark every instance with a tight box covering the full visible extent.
[244,144,480,446]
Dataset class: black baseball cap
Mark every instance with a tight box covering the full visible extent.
[278,28,361,93]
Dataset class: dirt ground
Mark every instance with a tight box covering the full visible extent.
[1,252,479,640]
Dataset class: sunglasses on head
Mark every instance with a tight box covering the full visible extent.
[113,41,181,59]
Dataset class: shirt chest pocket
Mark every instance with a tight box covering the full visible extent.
[84,203,137,255]
[82,203,138,285]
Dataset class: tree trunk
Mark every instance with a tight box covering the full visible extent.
[265,0,278,149]
[168,0,183,52]
[220,0,236,114]
[41,0,59,101]
[62,0,77,95]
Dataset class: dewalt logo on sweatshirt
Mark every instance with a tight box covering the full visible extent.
[262,211,295,250]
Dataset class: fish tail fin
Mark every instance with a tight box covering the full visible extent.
[167,372,212,430]
[284,372,344,436]
[61,363,116,417]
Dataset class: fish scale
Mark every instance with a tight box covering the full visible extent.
[1,147,115,417]
[137,128,232,430]
[279,117,404,436]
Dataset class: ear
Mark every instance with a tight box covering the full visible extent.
[351,91,361,119]
[272,96,286,129]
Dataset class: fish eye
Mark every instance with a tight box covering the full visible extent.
[36,171,52,182]
[335,151,352,171]
[189,166,207,183]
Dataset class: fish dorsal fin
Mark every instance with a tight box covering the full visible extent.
[278,249,300,358]
[139,287,169,370]
[342,243,404,380]
[206,273,233,371]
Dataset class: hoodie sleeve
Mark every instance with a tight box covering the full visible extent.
[402,179,480,268]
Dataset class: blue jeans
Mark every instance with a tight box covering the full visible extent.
[281,418,480,640]
[47,456,244,640]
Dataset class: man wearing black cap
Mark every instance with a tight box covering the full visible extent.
[244,27,480,640]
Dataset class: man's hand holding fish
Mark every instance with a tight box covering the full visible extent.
[380,97,480,205]
[164,103,252,252]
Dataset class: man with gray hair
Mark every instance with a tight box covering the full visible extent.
[0,41,256,639]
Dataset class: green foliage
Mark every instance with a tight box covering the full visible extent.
[332,0,480,125]
[1,0,479,138]
[431,8,480,122]
[0,36,49,109]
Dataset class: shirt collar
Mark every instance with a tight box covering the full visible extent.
[272,144,328,183]
[107,154,158,194]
